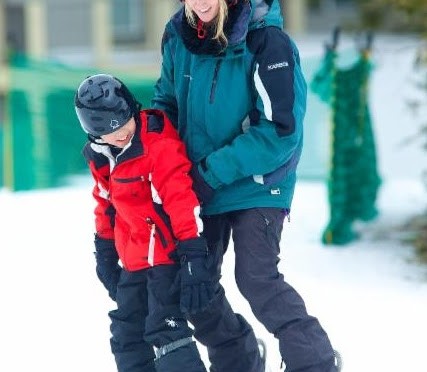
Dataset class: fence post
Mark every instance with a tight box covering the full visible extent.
[92,0,112,67]
[25,0,47,59]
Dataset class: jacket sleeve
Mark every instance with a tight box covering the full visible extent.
[83,144,115,240]
[151,24,179,126]
[201,27,306,189]
[148,130,203,241]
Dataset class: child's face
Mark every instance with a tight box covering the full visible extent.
[185,0,220,23]
[100,118,136,148]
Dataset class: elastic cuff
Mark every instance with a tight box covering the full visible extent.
[94,235,117,255]
[177,237,208,254]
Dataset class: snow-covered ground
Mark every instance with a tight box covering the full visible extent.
[1,34,427,371]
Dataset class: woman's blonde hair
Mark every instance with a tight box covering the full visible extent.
[184,0,229,46]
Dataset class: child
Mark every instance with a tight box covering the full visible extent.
[74,73,216,372]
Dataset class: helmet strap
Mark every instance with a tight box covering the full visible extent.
[87,133,107,145]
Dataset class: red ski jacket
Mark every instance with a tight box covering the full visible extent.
[83,109,203,271]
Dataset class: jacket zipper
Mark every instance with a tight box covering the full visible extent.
[147,222,155,267]
[209,60,222,103]
[146,217,167,248]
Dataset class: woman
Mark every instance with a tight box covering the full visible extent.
[152,1,338,371]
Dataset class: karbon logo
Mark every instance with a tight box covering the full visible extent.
[267,61,289,71]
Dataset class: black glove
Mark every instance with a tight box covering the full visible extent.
[94,235,122,301]
[170,237,217,314]
[189,163,214,205]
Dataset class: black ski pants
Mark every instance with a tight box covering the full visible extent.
[108,264,206,372]
[191,207,337,372]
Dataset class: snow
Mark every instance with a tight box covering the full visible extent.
[1,34,427,372]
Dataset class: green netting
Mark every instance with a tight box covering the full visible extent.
[0,126,3,187]
[2,53,157,191]
[8,90,37,190]
[1,52,334,191]
[298,57,330,180]
[311,48,382,245]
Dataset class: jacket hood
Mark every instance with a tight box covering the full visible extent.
[249,0,284,30]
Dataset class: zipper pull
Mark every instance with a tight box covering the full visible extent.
[197,19,206,39]
[147,218,156,267]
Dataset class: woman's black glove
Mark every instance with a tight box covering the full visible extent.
[170,237,217,314]
[189,163,214,205]
[94,235,122,301]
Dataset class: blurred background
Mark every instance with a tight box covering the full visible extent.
[0,0,426,251]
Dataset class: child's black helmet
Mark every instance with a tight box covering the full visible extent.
[74,74,137,136]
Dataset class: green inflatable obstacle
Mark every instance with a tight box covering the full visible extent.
[311,30,382,245]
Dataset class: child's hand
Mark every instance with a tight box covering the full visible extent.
[94,235,121,301]
[170,237,217,314]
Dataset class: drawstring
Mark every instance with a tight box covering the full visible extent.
[197,19,206,39]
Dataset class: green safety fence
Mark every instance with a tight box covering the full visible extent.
[1,52,333,192]
[311,37,382,245]
[0,124,3,187]
[2,53,157,191]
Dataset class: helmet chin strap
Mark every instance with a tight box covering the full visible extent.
[87,132,132,151]
[87,133,107,145]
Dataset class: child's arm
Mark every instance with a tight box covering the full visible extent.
[83,144,120,301]
[148,125,218,314]
[149,136,203,241]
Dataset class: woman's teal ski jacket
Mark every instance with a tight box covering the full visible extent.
[152,0,307,215]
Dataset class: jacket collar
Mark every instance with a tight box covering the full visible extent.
[171,0,284,55]
[172,1,251,55]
